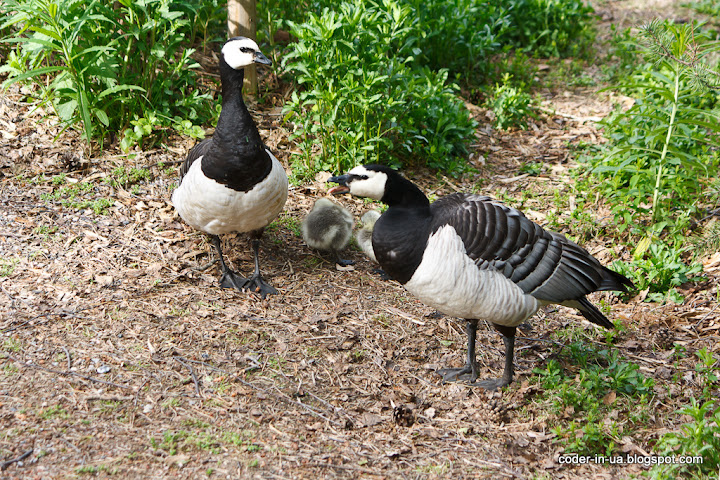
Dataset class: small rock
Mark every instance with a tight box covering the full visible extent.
[97,365,111,374]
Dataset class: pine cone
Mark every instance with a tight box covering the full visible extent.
[478,399,507,423]
[654,327,674,349]
[393,405,415,427]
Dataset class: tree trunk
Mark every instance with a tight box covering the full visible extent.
[227,0,258,94]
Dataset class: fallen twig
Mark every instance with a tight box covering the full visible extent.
[62,346,71,370]
[0,448,33,471]
[307,462,382,476]
[4,354,133,390]
[170,356,348,427]
[173,356,201,397]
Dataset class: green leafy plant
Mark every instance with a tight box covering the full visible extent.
[400,0,509,84]
[495,0,596,58]
[578,20,719,299]
[489,74,536,130]
[1,0,139,147]
[0,259,20,277]
[684,0,720,16]
[535,343,654,457]
[40,177,114,214]
[649,399,720,479]
[590,21,720,231]
[601,25,641,82]
[611,241,703,303]
[282,0,476,181]
[694,347,719,400]
[105,166,151,189]
[0,0,220,151]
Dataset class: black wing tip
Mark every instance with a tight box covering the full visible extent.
[577,297,615,329]
[601,266,634,293]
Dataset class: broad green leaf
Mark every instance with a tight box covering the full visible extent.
[1,65,66,88]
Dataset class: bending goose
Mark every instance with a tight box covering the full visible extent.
[329,165,632,389]
[301,198,355,266]
[172,37,288,298]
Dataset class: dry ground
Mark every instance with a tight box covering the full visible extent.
[1,1,719,479]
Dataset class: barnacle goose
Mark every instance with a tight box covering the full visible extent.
[171,37,288,298]
[355,210,381,263]
[329,165,632,390]
[301,198,355,266]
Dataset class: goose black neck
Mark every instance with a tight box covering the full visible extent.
[372,173,432,284]
[219,58,245,100]
[383,172,431,211]
[199,58,271,192]
[216,58,260,143]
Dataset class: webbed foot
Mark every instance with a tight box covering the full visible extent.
[219,269,249,291]
[241,273,278,299]
[471,377,510,391]
[437,363,478,383]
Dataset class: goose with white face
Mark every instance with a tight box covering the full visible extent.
[222,37,272,69]
[327,165,388,200]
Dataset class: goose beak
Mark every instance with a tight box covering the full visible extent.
[327,175,350,195]
[254,51,272,66]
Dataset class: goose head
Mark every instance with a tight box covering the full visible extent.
[221,36,272,70]
[328,164,427,208]
[328,165,390,201]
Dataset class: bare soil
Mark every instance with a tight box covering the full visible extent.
[1,1,719,479]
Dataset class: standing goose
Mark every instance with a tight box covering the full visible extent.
[172,37,288,298]
[329,165,632,389]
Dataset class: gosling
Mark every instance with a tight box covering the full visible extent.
[355,210,381,263]
[302,198,354,266]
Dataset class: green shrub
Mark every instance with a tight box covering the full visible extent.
[400,0,509,84]
[261,0,509,85]
[583,84,718,241]
[257,0,336,44]
[495,0,596,58]
[577,21,719,298]
[0,0,222,151]
[535,346,654,457]
[489,74,535,130]
[649,399,720,479]
[282,0,476,181]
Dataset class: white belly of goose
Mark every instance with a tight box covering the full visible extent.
[171,151,288,236]
[404,225,540,326]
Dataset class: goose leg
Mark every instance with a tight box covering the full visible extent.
[333,250,355,267]
[240,230,278,299]
[437,319,479,383]
[212,235,249,291]
[473,325,516,390]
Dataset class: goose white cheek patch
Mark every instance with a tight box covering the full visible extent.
[222,38,261,69]
[347,166,387,200]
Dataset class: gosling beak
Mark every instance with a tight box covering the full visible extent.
[327,175,350,195]
[254,51,272,66]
